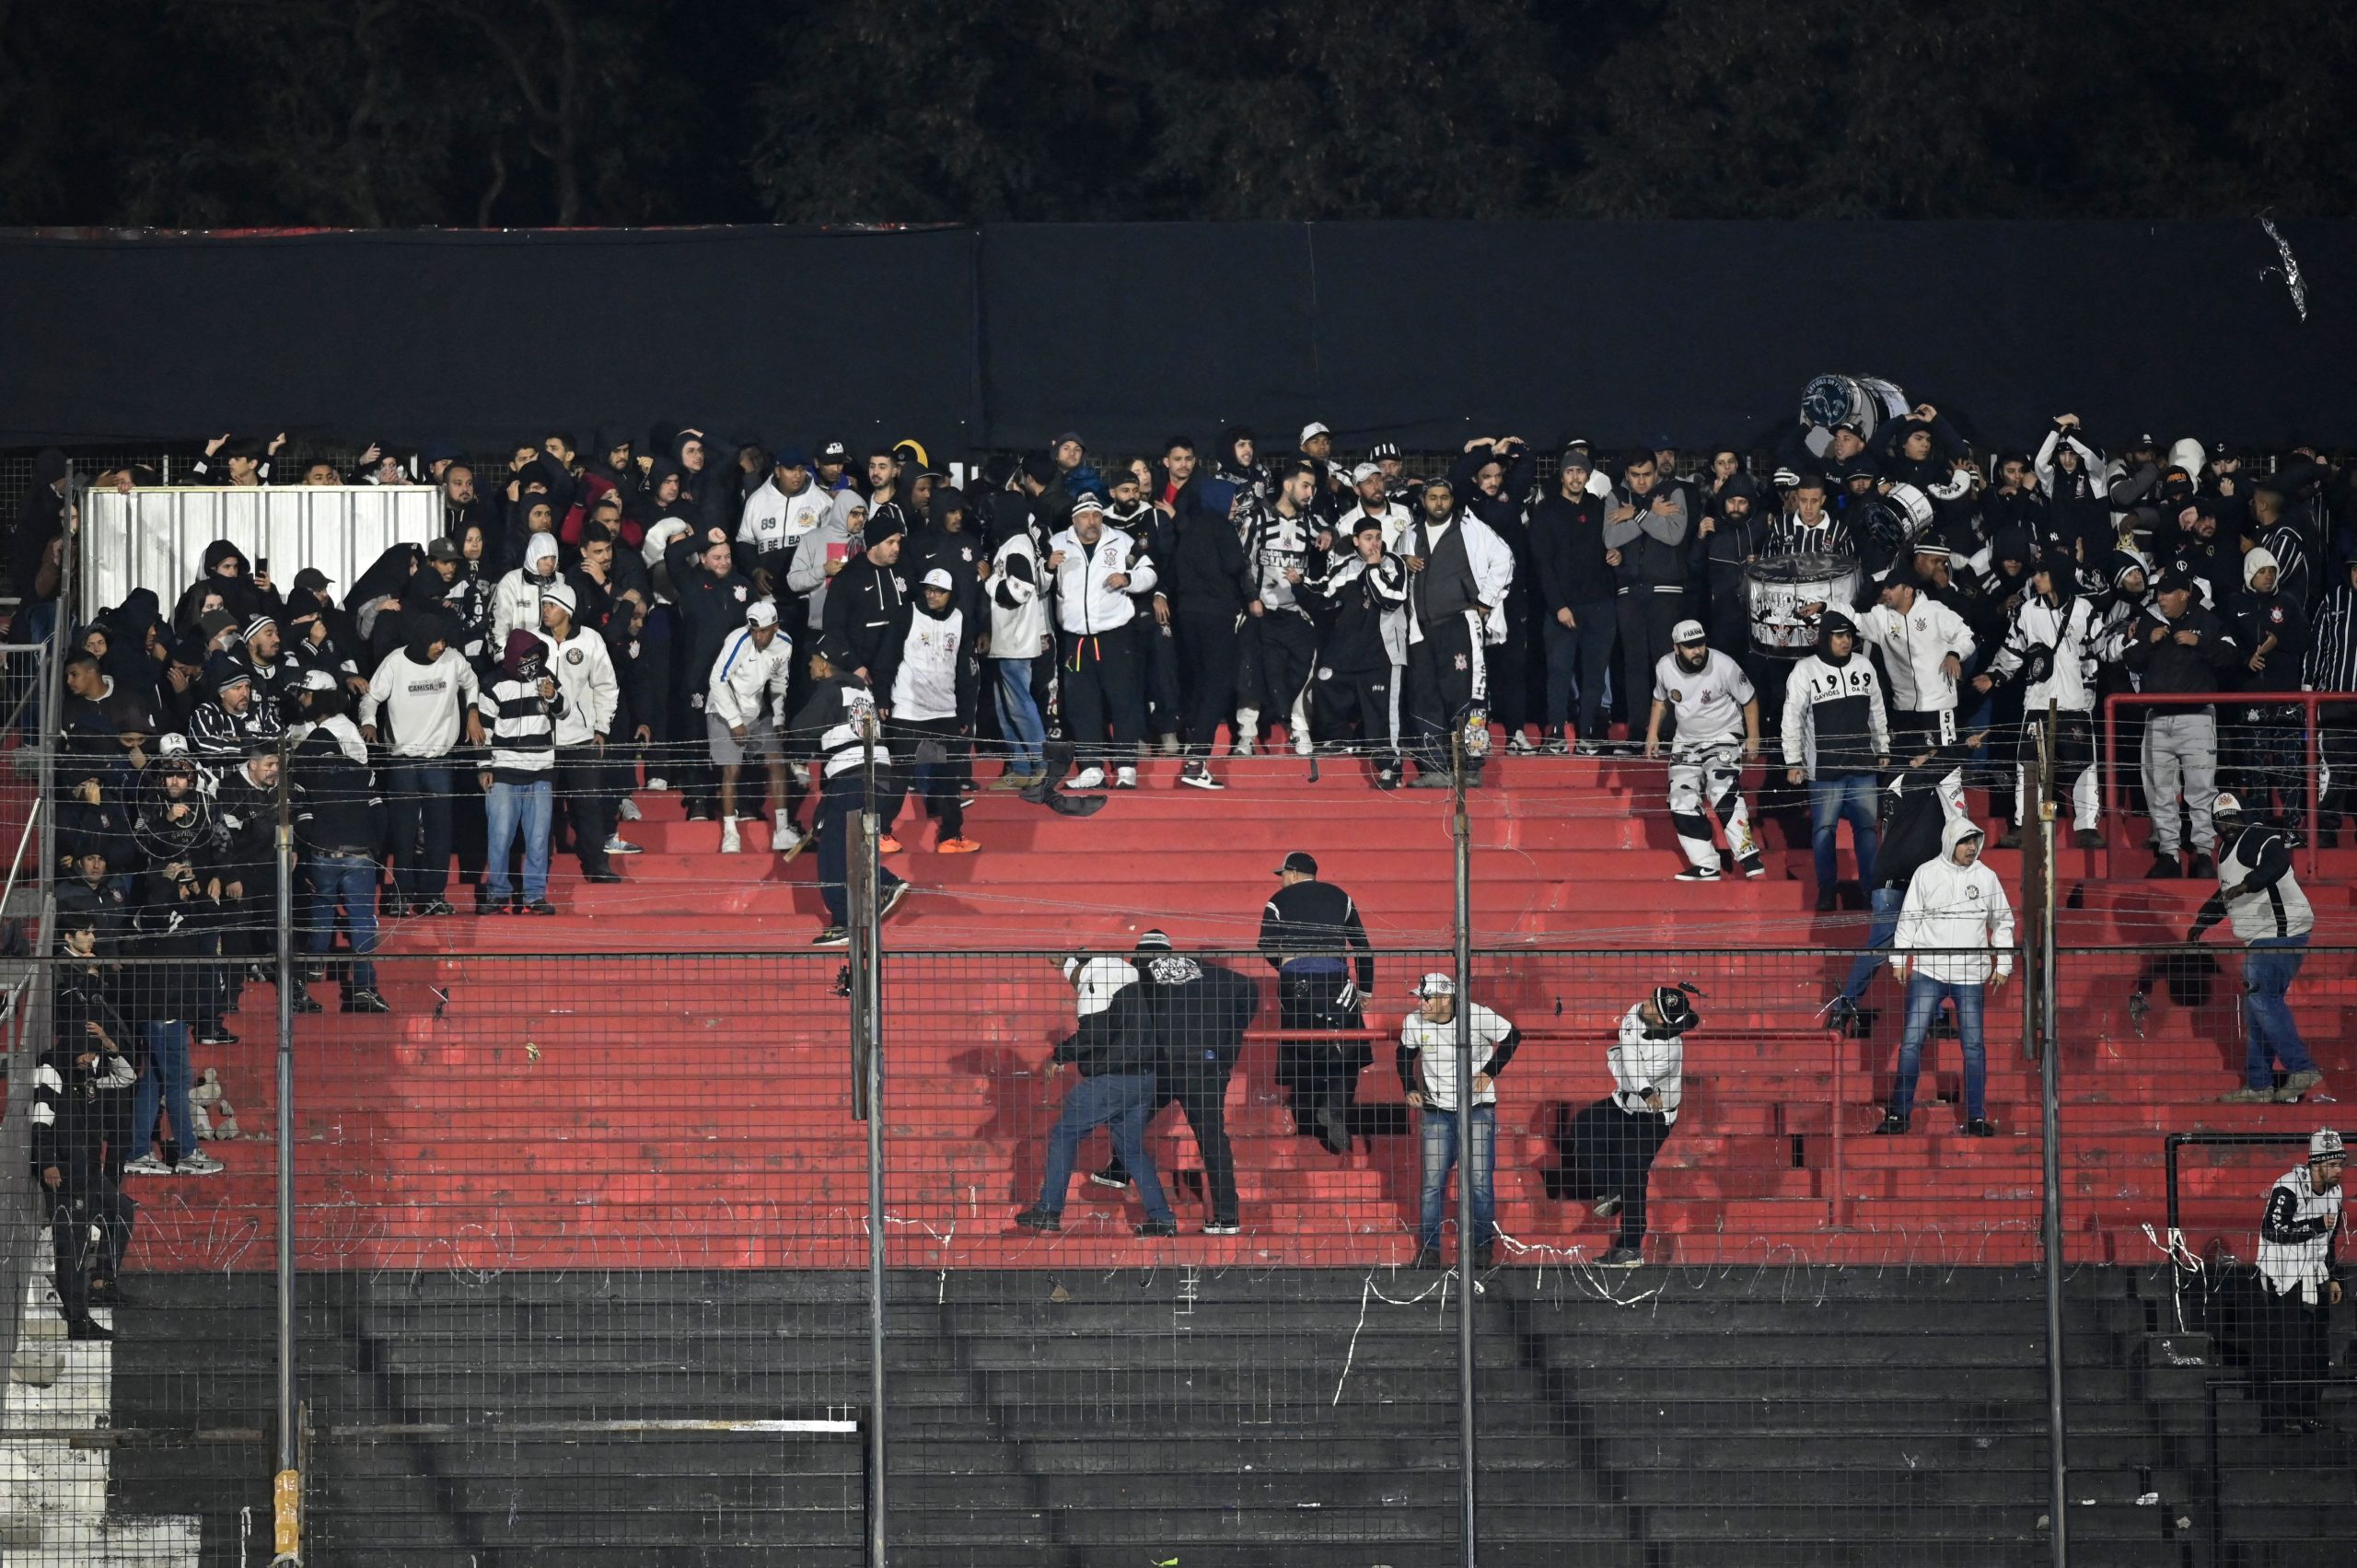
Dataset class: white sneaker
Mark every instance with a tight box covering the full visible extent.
[789,763,812,787]
[1115,766,1138,789]
[175,1151,225,1175]
[1507,733,1537,755]
[1232,737,1256,757]
[1292,731,1312,757]
[618,797,643,821]
[1066,767,1106,790]
[122,1154,172,1177]
[604,835,643,855]
[645,775,670,792]
[719,819,742,854]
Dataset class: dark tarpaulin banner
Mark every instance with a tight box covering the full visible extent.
[0,226,981,456]
[0,220,2349,459]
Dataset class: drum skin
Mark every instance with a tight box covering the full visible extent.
[1744,552,1860,654]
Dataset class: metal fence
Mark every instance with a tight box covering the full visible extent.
[0,635,2351,1563]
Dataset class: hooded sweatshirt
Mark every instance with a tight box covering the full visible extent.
[2225,546,2308,708]
[172,540,279,633]
[786,491,870,632]
[361,631,479,759]
[475,630,563,781]
[1780,617,1888,779]
[1893,817,2015,986]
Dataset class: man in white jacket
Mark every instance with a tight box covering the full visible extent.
[1048,493,1156,789]
[705,599,793,854]
[538,583,623,882]
[1856,571,1976,817]
[1878,816,2014,1136]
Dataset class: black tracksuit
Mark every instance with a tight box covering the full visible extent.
[1164,508,1253,757]
[1259,877,1376,1141]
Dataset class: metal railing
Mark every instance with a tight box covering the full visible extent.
[2101,690,2335,877]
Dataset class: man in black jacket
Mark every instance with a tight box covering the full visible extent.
[662,525,756,821]
[1259,851,1376,1154]
[1825,732,1987,1037]
[1529,452,1618,752]
[32,916,139,1338]
[1014,953,1181,1237]
[293,711,391,1015]
[1087,934,1260,1235]
[1164,477,1252,789]
[2123,569,2241,878]
[821,514,912,695]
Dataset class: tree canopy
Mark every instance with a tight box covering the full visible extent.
[5,0,2350,227]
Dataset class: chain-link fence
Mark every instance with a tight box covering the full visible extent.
[0,574,2351,1566]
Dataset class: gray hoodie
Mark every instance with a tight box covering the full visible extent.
[786,490,870,630]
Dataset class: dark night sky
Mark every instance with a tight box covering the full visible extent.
[5,0,2354,230]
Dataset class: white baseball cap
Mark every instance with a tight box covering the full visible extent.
[1299,421,1331,446]
[1414,972,1456,999]
[2212,791,2243,817]
[1351,462,1383,486]
[920,568,955,591]
[745,598,779,628]
[1671,619,1707,645]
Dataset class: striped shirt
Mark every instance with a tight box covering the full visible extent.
[475,676,563,781]
[2304,582,2357,694]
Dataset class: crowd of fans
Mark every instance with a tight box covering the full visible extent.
[7,406,2351,1338]
[7,412,2355,1157]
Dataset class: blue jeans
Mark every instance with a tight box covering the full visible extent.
[1840,886,1907,1005]
[484,778,552,902]
[307,854,380,991]
[2243,935,2314,1089]
[134,1019,196,1156]
[815,784,905,928]
[1809,774,1880,890]
[1891,974,1987,1121]
[1036,1071,1174,1224]
[993,656,1046,773]
[1417,1104,1496,1250]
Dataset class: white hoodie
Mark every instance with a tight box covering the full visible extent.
[705,625,793,730]
[1893,816,2016,985]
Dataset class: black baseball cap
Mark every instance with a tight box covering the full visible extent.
[1274,851,1318,877]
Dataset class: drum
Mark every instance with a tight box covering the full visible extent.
[1798,373,1911,454]
[1745,552,1862,656]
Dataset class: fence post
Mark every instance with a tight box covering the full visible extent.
[856,714,888,1568]
[2035,703,2069,1568]
[272,733,303,1565]
[1450,726,1478,1568]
